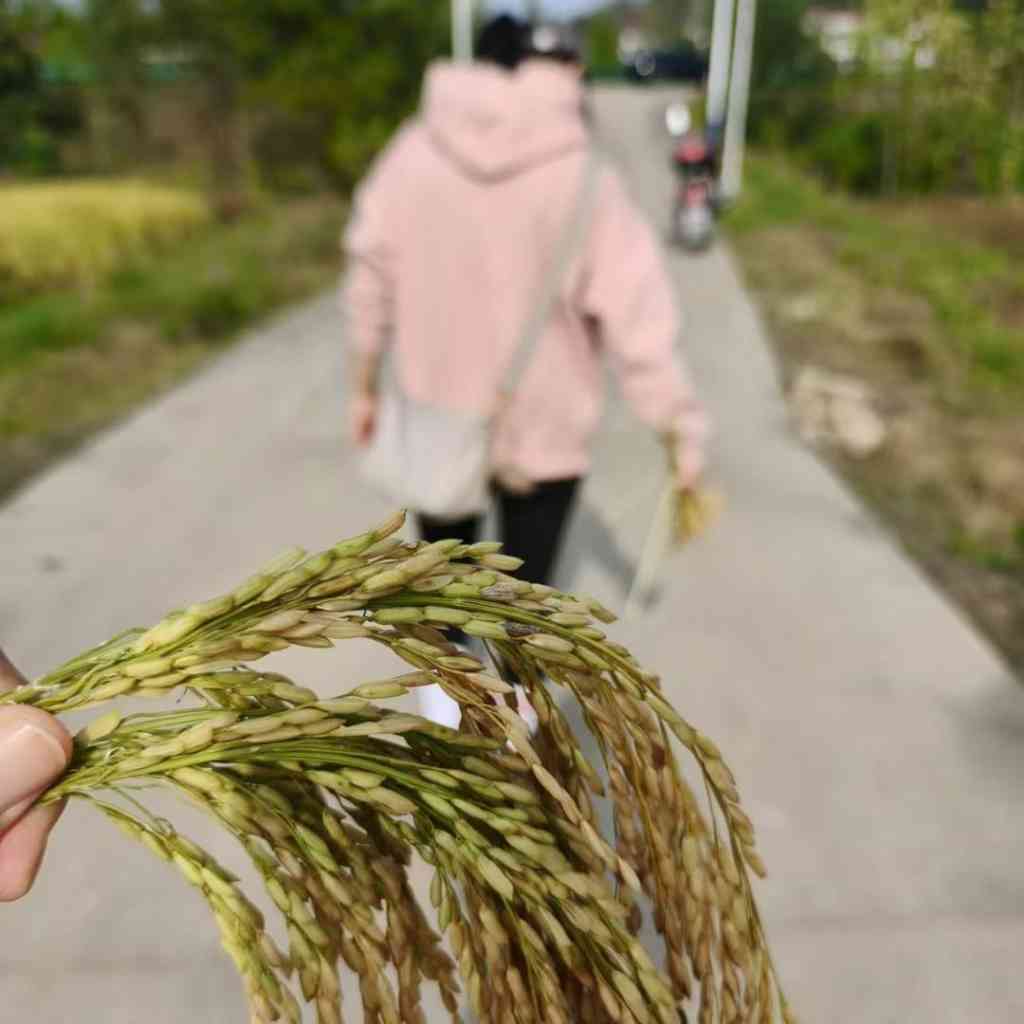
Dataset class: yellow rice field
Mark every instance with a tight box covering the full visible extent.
[0,180,210,293]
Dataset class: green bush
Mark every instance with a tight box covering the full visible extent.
[749,2,1024,199]
[0,294,99,369]
[806,113,885,193]
[585,10,622,80]
[6,125,62,176]
[184,279,253,338]
[251,112,329,196]
[0,18,84,176]
[234,2,448,193]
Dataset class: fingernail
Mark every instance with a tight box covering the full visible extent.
[0,722,68,812]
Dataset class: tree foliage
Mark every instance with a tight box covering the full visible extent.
[858,0,1024,192]
[0,1,85,174]
[4,0,449,192]
[153,0,449,194]
[746,0,838,159]
[750,0,1024,195]
[584,9,621,77]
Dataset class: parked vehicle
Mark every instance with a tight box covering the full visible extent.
[671,133,717,250]
[626,45,709,84]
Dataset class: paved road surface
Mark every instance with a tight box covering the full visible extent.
[3,86,1022,1023]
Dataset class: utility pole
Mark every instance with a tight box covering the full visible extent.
[705,0,735,131]
[719,0,756,200]
[452,0,475,63]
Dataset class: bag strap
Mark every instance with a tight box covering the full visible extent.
[499,148,602,397]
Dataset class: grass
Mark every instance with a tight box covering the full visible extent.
[728,156,1024,399]
[0,180,210,297]
[726,152,1024,674]
[0,193,347,498]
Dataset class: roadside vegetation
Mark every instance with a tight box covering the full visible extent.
[1,180,209,294]
[727,152,1024,672]
[727,0,1024,673]
[1,0,449,499]
[0,194,346,498]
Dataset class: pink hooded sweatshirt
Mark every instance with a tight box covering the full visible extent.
[344,59,705,483]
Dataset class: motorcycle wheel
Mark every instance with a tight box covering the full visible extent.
[676,206,714,251]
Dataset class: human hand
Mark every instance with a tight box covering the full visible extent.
[663,405,708,492]
[349,393,377,447]
[673,440,705,491]
[664,432,705,491]
[0,649,71,901]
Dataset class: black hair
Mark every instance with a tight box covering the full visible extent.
[475,14,527,70]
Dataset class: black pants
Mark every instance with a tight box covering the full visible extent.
[417,477,580,586]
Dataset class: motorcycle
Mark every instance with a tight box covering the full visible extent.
[671,133,717,251]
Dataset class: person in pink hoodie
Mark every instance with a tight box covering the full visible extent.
[344,16,707,588]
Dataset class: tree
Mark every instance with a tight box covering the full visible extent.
[745,0,836,152]
[0,8,43,168]
[751,0,834,91]
[0,0,85,174]
[246,0,449,191]
[860,0,1024,193]
[644,0,708,45]
[84,0,152,170]
[151,0,448,206]
[964,0,1024,191]
[585,9,621,75]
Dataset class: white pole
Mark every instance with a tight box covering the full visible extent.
[720,0,756,200]
[452,0,474,63]
[705,0,735,129]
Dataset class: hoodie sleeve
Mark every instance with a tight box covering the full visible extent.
[578,166,707,444]
[342,136,405,359]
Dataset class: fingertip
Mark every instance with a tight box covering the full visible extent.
[0,705,73,765]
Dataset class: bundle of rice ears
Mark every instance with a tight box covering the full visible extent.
[4,512,793,1024]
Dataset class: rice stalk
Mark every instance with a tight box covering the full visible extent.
[3,512,793,1024]
[0,180,209,293]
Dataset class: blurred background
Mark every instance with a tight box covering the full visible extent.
[3,2,1024,1022]
[2,0,1021,674]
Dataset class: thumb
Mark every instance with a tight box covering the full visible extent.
[0,707,71,817]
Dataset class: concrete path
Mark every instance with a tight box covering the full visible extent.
[3,86,1022,1023]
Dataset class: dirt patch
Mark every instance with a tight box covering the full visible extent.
[975,279,1024,332]
[731,222,1024,676]
[885,194,1024,263]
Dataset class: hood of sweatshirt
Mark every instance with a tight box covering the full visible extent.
[421,59,587,181]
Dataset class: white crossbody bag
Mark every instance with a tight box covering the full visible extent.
[360,150,601,519]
